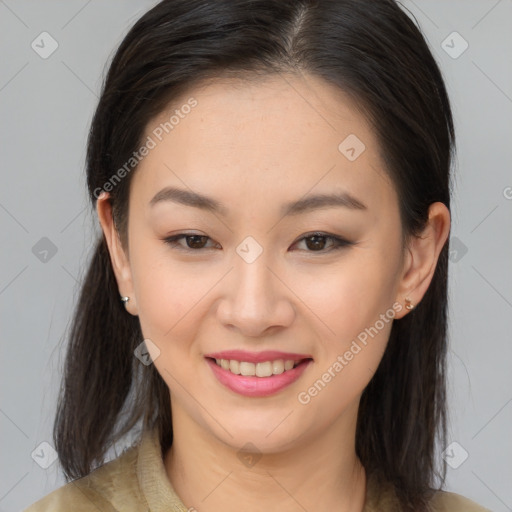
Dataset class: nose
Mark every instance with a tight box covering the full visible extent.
[216,249,295,338]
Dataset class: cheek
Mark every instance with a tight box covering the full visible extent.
[129,240,225,353]
[296,249,402,410]
[296,267,396,415]
[289,251,400,343]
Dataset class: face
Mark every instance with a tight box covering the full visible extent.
[110,73,412,453]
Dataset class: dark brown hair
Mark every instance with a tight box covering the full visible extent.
[54,1,455,510]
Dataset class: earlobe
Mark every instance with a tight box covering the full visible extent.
[96,192,138,316]
[404,297,415,311]
[394,202,450,319]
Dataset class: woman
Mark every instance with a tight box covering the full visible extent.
[25,0,491,510]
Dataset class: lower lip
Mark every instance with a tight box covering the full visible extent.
[206,358,312,397]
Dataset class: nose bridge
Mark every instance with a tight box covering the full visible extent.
[217,237,294,335]
[232,240,277,311]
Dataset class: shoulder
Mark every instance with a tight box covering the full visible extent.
[429,489,492,512]
[365,472,492,512]
[23,441,142,512]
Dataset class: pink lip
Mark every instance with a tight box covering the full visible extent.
[205,357,313,398]
[204,350,312,364]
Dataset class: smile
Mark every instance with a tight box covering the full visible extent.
[205,355,313,397]
[213,358,302,377]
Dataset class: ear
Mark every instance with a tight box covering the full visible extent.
[393,202,450,319]
[96,192,138,316]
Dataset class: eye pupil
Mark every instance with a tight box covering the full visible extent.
[187,235,208,248]
[305,235,326,251]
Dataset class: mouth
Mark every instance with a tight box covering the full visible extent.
[204,353,313,397]
[206,357,312,377]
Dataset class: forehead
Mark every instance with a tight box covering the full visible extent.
[131,73,396,219]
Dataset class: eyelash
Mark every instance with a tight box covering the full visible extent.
[162,231,353,254]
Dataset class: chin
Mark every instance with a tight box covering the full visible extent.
[210,414,305,452]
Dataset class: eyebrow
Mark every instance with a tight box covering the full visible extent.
[149,186,367,217]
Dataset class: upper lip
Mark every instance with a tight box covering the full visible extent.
[204,350,313,364]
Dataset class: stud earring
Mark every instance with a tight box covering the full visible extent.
[405,297,415,311]
[121,296,130,305]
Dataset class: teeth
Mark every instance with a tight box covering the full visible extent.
[214,358,302,377]
[229,360,241,374]
[272,360,284,375]
[240,361,256,376]
[256,361,272,377]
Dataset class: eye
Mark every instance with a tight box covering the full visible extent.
[162,231,353,253]
[291,232,353,252]
[163,233,219,251]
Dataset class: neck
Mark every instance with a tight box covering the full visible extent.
[164,401,367,512]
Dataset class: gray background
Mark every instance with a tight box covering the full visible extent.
[1,1,511,510]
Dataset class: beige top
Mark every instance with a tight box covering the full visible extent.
[24,428,491,512]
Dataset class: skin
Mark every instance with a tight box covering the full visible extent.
[97,72,450,512]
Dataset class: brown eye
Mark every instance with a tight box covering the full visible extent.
[163,234,217,251]
[304,235,329,251]
[184,235,209,249]
[292,232,352,253]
